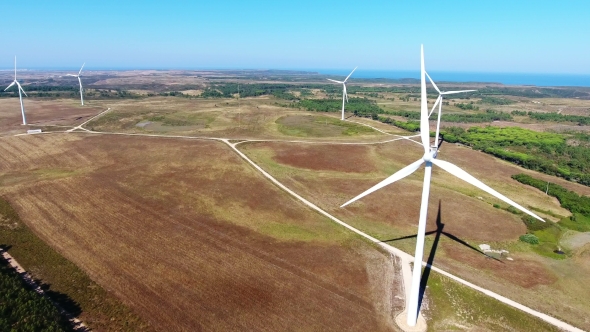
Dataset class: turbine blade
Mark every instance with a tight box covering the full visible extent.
[16,81,27,97]
[344,66,358,82]
[425,71,441,94]
[431,159,545,222]
[327,78,343,84]
[429,95,441,118]
[420,45,429,154]
[441,90,476,95]
[341,159,424,207]
[4,82,15,91]
[343,84,348,102]
[78,62,85,76]
[14,56,17,79]
[66,74,78,77]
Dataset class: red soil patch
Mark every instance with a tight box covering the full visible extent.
[262,142,378,173]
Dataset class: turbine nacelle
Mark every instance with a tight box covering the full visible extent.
[423,150,435,162]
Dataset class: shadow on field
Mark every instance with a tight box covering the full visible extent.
[380,200,503,313]
[0,244,13,251]
[38,283,83,318]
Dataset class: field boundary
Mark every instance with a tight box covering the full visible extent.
[0,248,88,331]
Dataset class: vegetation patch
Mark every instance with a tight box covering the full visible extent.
[519,233,539,244]
[519,215,568,259]
[442,127,590,186]
[478,96,516,105]
[426,273,559,331]
[0,255,74,331]
[276,115,375,137]
[512,174,590,227]
[528,111,590,126]
[296,97,382,115]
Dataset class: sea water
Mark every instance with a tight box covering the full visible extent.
[317,69,590,87]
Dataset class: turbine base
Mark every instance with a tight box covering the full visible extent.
[395,310,427,332]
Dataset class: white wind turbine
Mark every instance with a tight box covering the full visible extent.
[327,67,357,120]
[425,73,475,150]
[4,56,28,125]
[341,45,544,327]
[67,63,85,105]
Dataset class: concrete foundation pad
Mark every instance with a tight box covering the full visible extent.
[395,310,427,332]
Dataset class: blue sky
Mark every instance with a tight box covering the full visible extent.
[1,0,589,74]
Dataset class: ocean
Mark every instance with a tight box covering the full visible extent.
[315,69,590,87]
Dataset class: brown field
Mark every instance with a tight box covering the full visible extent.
[239,138,590,329]
[0,134,400,331]
[273,144,378,173]
[0,99,103,135]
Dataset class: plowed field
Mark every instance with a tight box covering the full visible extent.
[0,134,399,331]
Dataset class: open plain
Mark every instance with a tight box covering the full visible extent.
[1,70,589,331]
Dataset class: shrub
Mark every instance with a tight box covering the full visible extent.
[519,234,539,245]
[507,206,522,214]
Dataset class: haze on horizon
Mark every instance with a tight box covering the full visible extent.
[1,0,589,75]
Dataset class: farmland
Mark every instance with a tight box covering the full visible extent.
[0,134,400,331]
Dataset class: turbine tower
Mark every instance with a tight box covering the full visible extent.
[341,45,544,327]
[67,63,85,105]
[327,67,357,120]
[4,56,28,125]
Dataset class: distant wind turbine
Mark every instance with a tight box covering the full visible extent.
[425,73,475,149]
[67,63,85,105]
[4,56,27,125]
[327,67,357,120]
[341,45,544,327]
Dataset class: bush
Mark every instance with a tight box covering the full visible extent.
[506,206,522,215]
[519,234,539,245]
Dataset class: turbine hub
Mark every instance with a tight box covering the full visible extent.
[422,152,432,162]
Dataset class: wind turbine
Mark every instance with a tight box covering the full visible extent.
[341,45,544,327]
[67,63,85,105]
[4,56,28,125]
[327,67,357,120]
[425,73,475,150]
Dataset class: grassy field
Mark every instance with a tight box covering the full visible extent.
[0,134,400,331]
[239,137,590,330]
[276,114,377,137]
[83,97,397,142]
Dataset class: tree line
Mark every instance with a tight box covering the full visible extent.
[441,126,590,186]
[0,256,74,331]
[512,174,590,217]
